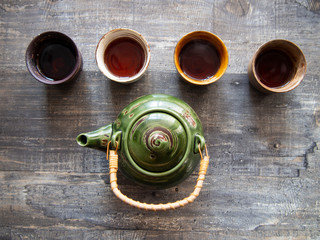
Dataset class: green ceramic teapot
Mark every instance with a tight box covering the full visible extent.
[76,94,209,210]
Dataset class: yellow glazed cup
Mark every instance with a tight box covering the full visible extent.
[174,31,228,85]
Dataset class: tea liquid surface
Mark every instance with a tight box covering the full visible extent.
[255,50,293,88]
[179,39,220,80]
[104,37,145,77]
[38,41,76,80]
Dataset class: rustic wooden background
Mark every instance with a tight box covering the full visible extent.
[0,0,319,239]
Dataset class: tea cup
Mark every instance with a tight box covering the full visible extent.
[248,39,307,93]
[174,31,228,85]
[95,28,151,84]
[25,31,82,85]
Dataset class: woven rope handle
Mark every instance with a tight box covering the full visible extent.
[107,143,209,211]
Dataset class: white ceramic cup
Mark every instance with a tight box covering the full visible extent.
[96,28,151,84]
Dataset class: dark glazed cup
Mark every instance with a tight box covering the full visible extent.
[26,31,82,85]
[248,39,307,93]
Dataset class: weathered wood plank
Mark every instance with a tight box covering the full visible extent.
[0,150,319,238]
[0,229,319,240]
[0,0,319,74]
[0,0,319,239]
[0,72,318,175]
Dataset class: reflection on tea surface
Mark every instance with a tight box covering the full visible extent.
[104,37,145,78]
[255,50,293,88]
[37,40,76,80]
[179,39,220,80]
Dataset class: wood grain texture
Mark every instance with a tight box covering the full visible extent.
[0,0,319,239]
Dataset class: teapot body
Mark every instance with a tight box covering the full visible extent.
[77,94,205,189]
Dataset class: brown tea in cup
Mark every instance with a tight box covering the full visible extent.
[37,40,77,80]
[26,31,82,84]
[248,39,306,93]
[255,50,294,88]
[179,39,221,80]
[174,31,228,85]
[96,28,151,84]
[104,37,145,78]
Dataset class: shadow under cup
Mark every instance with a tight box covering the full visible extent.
[174,31,228,85]
[248,39,307,93]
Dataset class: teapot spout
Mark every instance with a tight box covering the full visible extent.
[76,124,112,149]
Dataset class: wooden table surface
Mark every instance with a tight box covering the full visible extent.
[1,0,319,239]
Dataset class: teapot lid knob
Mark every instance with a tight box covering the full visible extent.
[128,112,187,172]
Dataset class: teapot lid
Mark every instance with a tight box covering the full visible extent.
[128,112,187,172]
